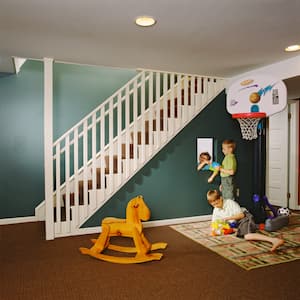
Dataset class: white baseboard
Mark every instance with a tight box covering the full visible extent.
[0,216,38,225]
[143,214,211,228]
[35,200,45,221]
[53,214,212,238]
[0,199,46,225]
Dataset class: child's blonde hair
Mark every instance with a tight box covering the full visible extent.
[222,139,236,151]
[207,190,221,204]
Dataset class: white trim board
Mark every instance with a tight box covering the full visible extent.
[289,100,300,210]
[0,216,38,225]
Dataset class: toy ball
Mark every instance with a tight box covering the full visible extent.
[249,92,261,103]
[228,221,237,228]
[277,207,291,216]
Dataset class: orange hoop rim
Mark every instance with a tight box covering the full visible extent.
[232,112,266,119]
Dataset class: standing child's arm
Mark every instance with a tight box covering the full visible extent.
[220,167,235,175]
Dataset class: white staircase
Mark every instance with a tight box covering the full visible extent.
[47,70,226,238]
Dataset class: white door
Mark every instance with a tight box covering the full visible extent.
[288,101,299,210]
[266,106,289,207]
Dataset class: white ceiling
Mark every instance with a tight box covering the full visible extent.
[0,0,300,78]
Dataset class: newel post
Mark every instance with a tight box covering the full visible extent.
[44,58,54,240]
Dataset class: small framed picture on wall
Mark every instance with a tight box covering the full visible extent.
[197,138,213,163]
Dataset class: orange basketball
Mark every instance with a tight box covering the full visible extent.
[249,92,261,103]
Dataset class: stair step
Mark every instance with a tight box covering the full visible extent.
[121,143,134,159]
[145,119,164,131]
[105,155,122,174]
[63,180,92,206]
[63,168,103,206]
[130,131,150,145]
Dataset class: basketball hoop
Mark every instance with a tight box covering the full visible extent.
[232,112,266,140]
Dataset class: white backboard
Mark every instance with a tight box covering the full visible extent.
[227,74,287,117]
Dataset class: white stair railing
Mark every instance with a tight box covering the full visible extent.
[48,70,226,238]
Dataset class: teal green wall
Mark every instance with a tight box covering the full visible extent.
[0,60,137,218]
[83,91,255,227]
[0,60,255,221]
[53,62,137,139]
[0,61,44,218]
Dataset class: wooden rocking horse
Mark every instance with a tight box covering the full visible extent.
[79,195,167,263]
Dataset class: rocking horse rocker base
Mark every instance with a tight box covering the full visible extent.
[79,247,164,264]
[79,195,167,264]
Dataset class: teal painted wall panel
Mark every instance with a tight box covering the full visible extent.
[0,61,44,217]
[53,63,137,139]
[83,91,255,227]
[0,60,137,218]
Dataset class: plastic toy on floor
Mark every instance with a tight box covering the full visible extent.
[264,206,290,232]
[252,195,290,232]
[211,220,234,236]
[79,195,167,264]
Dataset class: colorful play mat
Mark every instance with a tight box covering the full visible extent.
[171,214,300,270]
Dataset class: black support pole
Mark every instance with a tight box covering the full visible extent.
[252,118,267,223]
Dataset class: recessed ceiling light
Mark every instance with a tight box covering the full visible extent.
[285,45,300,52]
[135,16,156,27]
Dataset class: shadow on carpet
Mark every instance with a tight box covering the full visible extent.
[171,214,300,270]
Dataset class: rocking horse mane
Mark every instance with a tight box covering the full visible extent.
[126,195,150,223]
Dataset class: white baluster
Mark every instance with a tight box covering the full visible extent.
[90,113,97,211]
[177,74,183,129]
[100,106,106,201]
[55,143,61,233]
[108,98,114,194]
[140,72,146,163]
[73,128,79,227]
[169,73,175,135]
[183,75,189,124]
[133,79,138,171]
[203,77,208,104]
[155,72,161,149]
[162,73,168,142]
[117,92,122,187]
[125,85,130,178]
[148,72,154,156]
[190,76,195,118]
[196,76,202,110]
[65,135,70,233]
[82,120,88,220]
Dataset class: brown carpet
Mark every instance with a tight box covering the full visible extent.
[1,221,300,300]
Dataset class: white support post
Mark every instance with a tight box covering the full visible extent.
[44,57,54,240]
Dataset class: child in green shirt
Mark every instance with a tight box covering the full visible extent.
[220,139,237,199]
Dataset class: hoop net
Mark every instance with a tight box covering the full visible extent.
[232,113,266,140]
